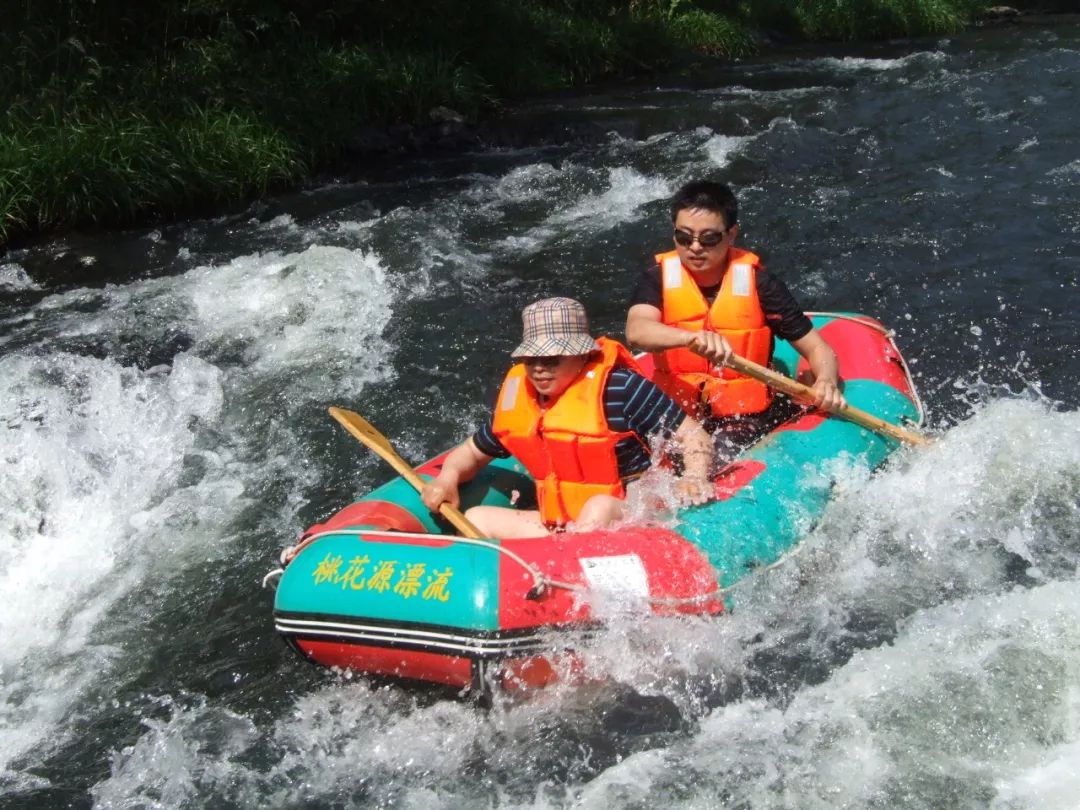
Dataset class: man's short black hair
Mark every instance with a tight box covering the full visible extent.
[670,180,738,229]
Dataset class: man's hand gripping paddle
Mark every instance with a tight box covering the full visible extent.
[724,355,929,447]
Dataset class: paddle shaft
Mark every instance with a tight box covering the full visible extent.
[725,355,929,447]
[328,407,487,538]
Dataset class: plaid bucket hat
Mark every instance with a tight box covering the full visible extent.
[511,297,600,358]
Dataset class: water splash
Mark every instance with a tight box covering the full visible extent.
[0,352,226,781]
[0,244,402,789]
[0,263,40,292]
[87,398,1080,808]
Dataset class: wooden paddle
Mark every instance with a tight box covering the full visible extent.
[328,406,487,538]
[725,355,930,447]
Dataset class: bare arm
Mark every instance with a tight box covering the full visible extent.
[627,303,691,352]
[626,303,732,364]
[790,328,847,411]
[420,438,493,512]
[671,416,713,505]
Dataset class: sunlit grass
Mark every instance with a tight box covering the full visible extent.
[668,10,758,57]
[2,104,302,238]
[744,0,985,40]
[0,0,989,246]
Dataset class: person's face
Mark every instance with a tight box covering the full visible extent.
[521,354,588,398]
[673,207,737,276]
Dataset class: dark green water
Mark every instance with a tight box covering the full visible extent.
[1,19,1079,809]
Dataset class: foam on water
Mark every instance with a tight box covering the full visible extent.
[0,352,226,784]
[723,85,830,100]
[7,244,395,405]
[547,167,670,229]
[293,124,765,274]
[578,579,1080,809]
[88,398,1080,808]
[492,166,671,254]
[7,25,1080,802]
[185,244,396,401]
[1049,159,1080,177]
[0,263,40,292]
[702,132,756,168]
[808,51,948,74]
[0,244,400,788]
[994,738,1080,808]
[466,163,567,206]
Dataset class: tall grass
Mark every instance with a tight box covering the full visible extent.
[668,10,758,57]
[1,103,301,241]
[741,0,987,40]
[0,0,988,247]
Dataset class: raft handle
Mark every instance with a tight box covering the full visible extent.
[262,568,284,590]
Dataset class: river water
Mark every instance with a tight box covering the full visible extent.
[2,18,1079,809]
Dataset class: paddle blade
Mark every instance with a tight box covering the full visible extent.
[328,407,396,458]
[328,406,488,539]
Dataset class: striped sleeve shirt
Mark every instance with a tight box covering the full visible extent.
[472,367,686,478]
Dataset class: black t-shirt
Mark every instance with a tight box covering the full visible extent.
[629,263,813,343]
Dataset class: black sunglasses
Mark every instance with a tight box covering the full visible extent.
[519,355,563,368]
[673,228,727,248]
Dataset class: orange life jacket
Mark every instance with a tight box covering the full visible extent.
[652,248,773,418]
[491,337,646,527]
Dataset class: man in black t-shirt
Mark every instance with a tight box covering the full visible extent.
[626,180,845,449]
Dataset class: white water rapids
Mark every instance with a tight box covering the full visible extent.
[1,22,1079,808]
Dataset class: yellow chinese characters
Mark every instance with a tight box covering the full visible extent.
[393,563,426,599]
[311,553,342,585]
[312,554,370,590]
[311,554,452,602]
[422,568,452,602]
[366,560,397,593]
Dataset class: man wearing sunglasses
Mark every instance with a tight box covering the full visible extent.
[626,180,845,446]
[421,297,714,540]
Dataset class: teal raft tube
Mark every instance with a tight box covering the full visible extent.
[267,313,923,693]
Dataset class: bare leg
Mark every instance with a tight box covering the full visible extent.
[465,496,626,538]
[464,505,548,539]
[571,495,625,531]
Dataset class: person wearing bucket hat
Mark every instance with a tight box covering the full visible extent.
[421,297,714,539]
[626,180,845,447]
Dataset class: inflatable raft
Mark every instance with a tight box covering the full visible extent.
[269,313,923,693]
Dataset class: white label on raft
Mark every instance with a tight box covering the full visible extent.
[731,263,752,296]
[579,554,650,600]
[662,256,683,289]
[499,376,520,411]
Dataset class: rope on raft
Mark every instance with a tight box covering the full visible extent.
[266,527,740,606]
[267,313,903,598]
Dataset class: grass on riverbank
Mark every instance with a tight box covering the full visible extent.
[751,0,986,40]
[1,0,987,247]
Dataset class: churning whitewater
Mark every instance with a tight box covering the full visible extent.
[1,18,1078,809]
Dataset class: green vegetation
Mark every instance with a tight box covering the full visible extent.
[749,0,987,40]
[1,0,988,246]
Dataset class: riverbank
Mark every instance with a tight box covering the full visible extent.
[0,0,1020,249]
